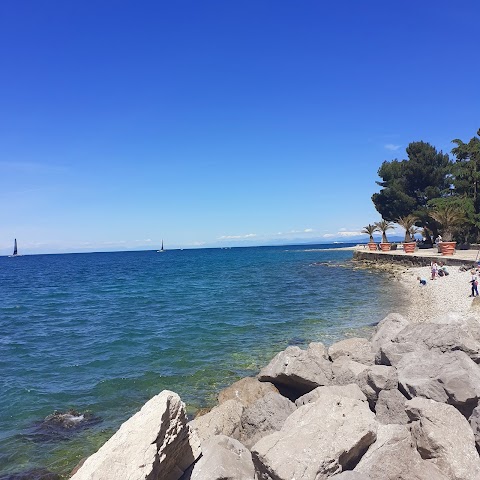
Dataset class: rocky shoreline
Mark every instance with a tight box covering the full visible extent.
[70,308,480,480]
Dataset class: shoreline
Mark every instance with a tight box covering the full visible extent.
[69,254,480,478]
[11,250,480,479]
[397,264,476,323]
[351,249,478,323]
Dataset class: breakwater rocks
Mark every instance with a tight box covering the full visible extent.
[70,312,480,480]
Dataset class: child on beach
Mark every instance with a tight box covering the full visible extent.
[417,276,427,286]
[470,270,479,297]
[431,262,438,280]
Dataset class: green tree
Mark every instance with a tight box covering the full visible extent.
[451,128,480,241]
[372,142,452,237]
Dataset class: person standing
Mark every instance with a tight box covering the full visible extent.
[431,262,438,280]
[470,270,479,297]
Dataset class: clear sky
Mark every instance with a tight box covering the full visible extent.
[1,1,479,254]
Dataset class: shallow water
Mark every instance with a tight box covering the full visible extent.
[0,245,403,477]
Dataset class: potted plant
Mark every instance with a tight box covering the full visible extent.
[429,205,465,255]
[375,219,394,251]
[396,214,418,253]
[361,224,378,251]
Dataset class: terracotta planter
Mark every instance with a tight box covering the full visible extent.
[403,242,416,254]
[368,242,377,251]
[379,243,391,252]
[440,241,456,256]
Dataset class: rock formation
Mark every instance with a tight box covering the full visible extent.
[68,311,480,480]
[70,390,200,480]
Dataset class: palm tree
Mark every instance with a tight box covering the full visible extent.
[361,224,378,243]
[374,219,395,244]
[408,225,421,242]
[396,215,418,243]
[429,205,466,242]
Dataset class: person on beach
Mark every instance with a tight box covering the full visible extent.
[470,270,479,297]
[417,276,427,286]
[431,261,438,280]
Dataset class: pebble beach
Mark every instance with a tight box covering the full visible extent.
[399,264,478,323]
[347,244,480,323]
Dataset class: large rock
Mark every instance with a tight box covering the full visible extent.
[331,360,397,406]
[296,384,366,407]
[252,394,377,480]
[406,397,480,480]
[375,389,409,425]
[396,349,480,416]
[218,377,278,407]
[240,392,296,448]
[356,365,398,405]
[189,399,243,444]
[328,338,375,365]
[331,473,370,479]
[356,365,398,406]
[469,404,480,451]
[71,390,200,480]
[186,435,255,480]
[258,342,332,396]
[331,358,369,386]
[370,313,410,364]
[380,322,480,366]
[431,311,480,331]
[354,424,449,479]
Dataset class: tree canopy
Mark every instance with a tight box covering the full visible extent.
[451,129,480,240]
[372,142,452,226]
[371,130,480,243]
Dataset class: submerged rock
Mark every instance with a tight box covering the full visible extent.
[0,469,61,480]
[26,409,101,442]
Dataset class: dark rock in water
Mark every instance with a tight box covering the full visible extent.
[25,409,101,443]
[287,336,306,346]
[0,468,61,480]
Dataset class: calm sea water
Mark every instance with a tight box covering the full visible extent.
[0,245,403,477]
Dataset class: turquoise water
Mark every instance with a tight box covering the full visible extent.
[0,245,403,477]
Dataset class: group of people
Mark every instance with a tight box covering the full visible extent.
[417,261,480,297]
[430,261,449,280]
[417,261,449,286]
[417,262,448,285]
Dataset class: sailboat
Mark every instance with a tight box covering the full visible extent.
[8,239,19,257]
[157,240,165,253]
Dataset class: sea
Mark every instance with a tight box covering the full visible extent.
[0,244,405,478]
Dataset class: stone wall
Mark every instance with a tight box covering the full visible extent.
[353,250,471,267]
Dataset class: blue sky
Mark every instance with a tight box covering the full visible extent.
[1,1,479,254]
